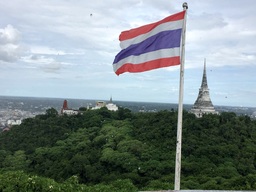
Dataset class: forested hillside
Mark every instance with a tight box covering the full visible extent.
[0,107,256,191]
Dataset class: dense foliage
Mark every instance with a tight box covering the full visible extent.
[0,107,256,191]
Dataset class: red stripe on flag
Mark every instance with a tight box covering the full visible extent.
[119,11,185,41]
[115,57,180,75]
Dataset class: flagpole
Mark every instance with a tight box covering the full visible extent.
[174,2,188,191]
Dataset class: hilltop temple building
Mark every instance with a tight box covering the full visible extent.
[190,60,218,117]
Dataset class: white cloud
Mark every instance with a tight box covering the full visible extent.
[30,46,66,56]
[0,25,25,62]
[185,9,256,69]
[21,55,62,73]
[188,12,227,30]
[0,25,20,43]
[41,61,61,73]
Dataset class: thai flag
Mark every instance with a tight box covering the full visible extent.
[113,10,185,76]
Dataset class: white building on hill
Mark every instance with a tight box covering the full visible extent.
[91,97,118,111]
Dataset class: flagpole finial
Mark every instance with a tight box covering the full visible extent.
[183,2,188,10]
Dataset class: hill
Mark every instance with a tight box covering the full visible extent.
[0,107,256,191]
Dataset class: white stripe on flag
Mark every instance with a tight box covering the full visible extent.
[113,47,180,71]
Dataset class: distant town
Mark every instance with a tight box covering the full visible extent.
[0,97,118,131]
[0,95,255,132]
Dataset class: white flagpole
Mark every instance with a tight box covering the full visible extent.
[174,2,188,191]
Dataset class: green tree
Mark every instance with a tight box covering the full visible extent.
[2,150,29,171]
[46,107,59,117]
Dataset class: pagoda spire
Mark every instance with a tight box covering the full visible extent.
[190,59,218,117]
[201,58,208,88]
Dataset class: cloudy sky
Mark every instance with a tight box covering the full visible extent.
[0,0,255,107]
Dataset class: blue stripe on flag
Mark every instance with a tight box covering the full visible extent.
[114,29,182,64]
